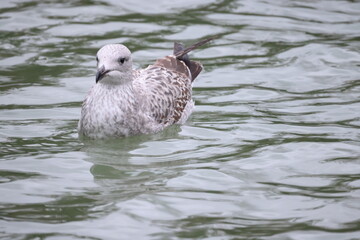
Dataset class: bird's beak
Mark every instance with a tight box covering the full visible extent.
[96,65,108,83]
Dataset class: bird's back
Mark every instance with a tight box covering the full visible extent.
[133,54,200,126]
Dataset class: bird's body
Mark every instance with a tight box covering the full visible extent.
[78,38,212,139]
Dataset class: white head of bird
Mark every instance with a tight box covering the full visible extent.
[95,44,133,85]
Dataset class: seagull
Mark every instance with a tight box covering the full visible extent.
[78,37,214,139]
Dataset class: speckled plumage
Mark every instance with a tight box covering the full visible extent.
[78,39,212,139]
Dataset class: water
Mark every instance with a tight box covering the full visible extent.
[1,0,360,239]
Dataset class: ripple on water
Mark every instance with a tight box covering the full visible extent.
[1,0,360,239]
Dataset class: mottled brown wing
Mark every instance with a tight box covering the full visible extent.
[154,56,192,79]
[136,56,193,125]
[156,55,203,82]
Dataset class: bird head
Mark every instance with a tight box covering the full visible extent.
[95,44,133,84]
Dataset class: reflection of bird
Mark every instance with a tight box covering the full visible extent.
[78,37,214,139]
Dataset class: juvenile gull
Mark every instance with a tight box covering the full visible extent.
[78,38,214,139]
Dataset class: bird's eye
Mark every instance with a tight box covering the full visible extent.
[118,57,126,64]
[96,56,99,62]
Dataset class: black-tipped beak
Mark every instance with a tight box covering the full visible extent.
[96,66,107,83]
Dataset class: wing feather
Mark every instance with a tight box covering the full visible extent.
[134,57,193,125]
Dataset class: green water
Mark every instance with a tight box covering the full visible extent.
[1,0,360,239]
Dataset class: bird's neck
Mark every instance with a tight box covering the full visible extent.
[97,81,136,102]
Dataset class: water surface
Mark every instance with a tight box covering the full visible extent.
[1,0,360,239]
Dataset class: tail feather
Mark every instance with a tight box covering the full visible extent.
[173,42,191,69]
[174,36,218,59]
[173,36,218,81]
[187,60,202,81]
